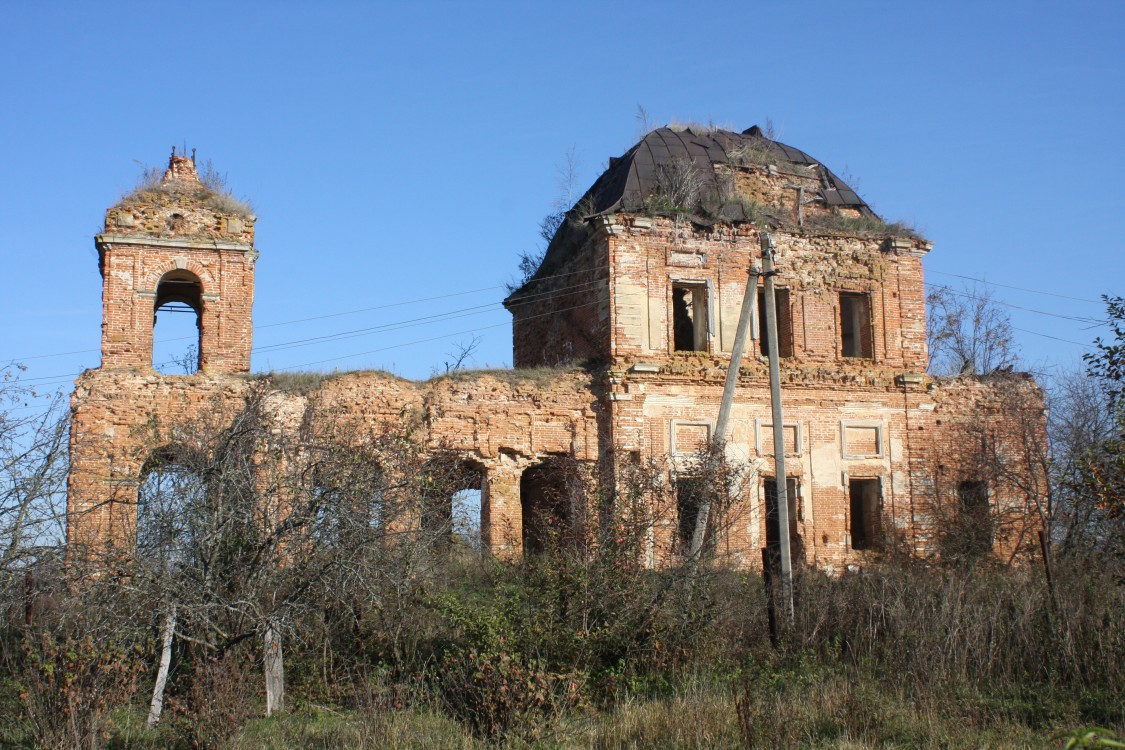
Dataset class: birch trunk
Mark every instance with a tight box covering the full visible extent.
[264,622,285,716]
[146,607,176,728]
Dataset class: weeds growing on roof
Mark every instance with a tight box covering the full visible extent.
[807,213,922,239]
[120,159,255,218]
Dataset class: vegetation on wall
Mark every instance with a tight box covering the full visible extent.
[119,158,254,218]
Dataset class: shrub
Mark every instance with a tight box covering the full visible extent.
[435,647,583,742]
[16,631,147,750]
[168,651,259,749]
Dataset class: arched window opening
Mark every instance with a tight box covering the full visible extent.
[153,270,202,374]
[136,449,204,570]
[520,457,581,554]
[421,457,486,553]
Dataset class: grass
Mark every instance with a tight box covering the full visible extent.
[251,367,580,395]
[427,366,582,387]
[116,670,1073,749]
[805,214,922,240]
[118,162,255,218]
[254,369,404,394]
[10,558,1123,749]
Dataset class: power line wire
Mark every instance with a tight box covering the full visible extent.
[7,262,611,363]
[8,261,1105,377]
[277,298,601,371]
[8,273,608,383]
[255,279,603,355]
[925,282,1106,326]
[1012,327,1094,349]
[926,269,1104,305]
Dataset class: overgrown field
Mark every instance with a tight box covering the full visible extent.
[2,549,1122,749]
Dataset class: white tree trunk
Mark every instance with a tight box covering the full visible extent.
[264,621,285,716]
[146,607,176,728]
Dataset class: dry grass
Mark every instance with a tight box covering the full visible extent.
[211,673,1057,749]
[428,366,579,387]
[256,369,404,394]
[806,213,922,239]
[664,120,733,136]
[118,162,255,218]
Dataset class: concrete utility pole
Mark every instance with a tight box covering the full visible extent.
[715,264,762,441]
[762,232,795,623]
[690,260,761,560]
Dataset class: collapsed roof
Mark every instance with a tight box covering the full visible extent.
[587,126,870,216]
[507,126,880,299]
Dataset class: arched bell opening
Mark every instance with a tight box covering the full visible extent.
[153,270,202,374]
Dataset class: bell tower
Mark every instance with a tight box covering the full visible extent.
[95,151,256,373]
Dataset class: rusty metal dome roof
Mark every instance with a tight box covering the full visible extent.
[506,126,878,301]
[585,126,870,216]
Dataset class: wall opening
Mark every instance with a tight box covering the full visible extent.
[136,449,204,569]
[840,292,873,359]
[957,480,992,554]
[849,478,883,550]
[153,270,202,374]
[421,457,485,552]
[672,283,708,352]
[764,477,803,566]
[310,459,385,547]
[758,288,793,357]
[520,457,579,554]
[675,474,709,553]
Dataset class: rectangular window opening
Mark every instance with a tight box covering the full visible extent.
[672,284,708,352]
[840,292,873,359]
[849,478,883,551]
[676,475,708,552]
[957,480,992,553]
[758,288,793,358]
[764,477,803,565]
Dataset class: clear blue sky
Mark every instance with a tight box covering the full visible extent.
[2,1,1122,405]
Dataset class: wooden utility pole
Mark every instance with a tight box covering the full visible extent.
[762,232,795,624]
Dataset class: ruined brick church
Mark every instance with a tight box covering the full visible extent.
[68,127,1045,569]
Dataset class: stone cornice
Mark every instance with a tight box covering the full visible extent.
[96,233,253,252]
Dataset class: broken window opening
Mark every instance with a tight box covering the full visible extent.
[675,474,710,553]
[520,458,579,554]
[153,270,202,374]
[672,283,709,352]
[849,478,883,551]
[764,477,804,567]
[957,480,992,554]
[757,288,793,358]
[136,450,204,571]
[840,292,873,359]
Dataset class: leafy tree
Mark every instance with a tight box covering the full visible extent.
[1079,295,1125,527]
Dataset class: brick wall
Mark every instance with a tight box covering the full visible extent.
[67,369,603,559]
[68,157,1046,571]
[508,229,611,367]
[98,154,256,373]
